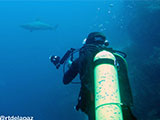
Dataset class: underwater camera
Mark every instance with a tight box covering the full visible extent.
[49,48,76,69]
[49,55,60,68]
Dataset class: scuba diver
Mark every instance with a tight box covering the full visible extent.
[50,32,137,120]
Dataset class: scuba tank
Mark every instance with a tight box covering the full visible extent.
[94,50,123,120]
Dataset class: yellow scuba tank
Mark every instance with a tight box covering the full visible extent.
[94,50,123,120]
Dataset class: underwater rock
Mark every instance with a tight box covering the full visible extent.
[127,2,160,50]
[147,0,160,11]
[123,44,160,119]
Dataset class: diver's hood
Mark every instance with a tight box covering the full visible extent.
[86,32,106,44]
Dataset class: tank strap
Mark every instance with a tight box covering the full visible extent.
[94,58,115,67]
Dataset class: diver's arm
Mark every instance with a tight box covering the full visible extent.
[63,59,79,85]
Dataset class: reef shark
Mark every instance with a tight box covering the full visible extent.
[20,20,58,32]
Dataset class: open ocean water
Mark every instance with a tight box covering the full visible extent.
[0,0,160,120]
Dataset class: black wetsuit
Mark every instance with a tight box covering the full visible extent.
[63,44,137,120]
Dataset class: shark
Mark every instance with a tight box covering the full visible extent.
[20,20,58,32]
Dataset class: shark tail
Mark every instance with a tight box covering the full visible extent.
[51,24,59,31]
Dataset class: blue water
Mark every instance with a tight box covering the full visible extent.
[0,1,160,120]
